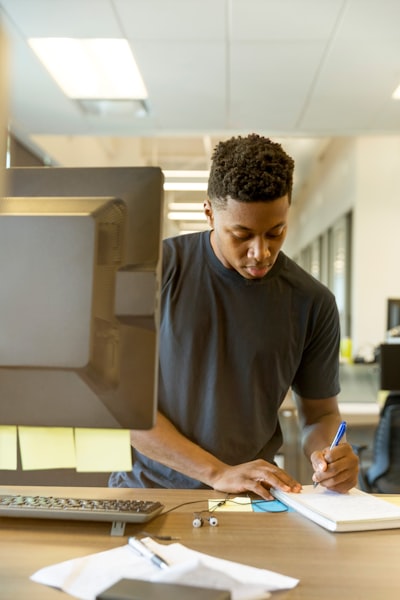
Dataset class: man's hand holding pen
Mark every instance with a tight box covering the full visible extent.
[311,422,359,493]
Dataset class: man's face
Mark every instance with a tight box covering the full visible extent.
[204,195,290,280]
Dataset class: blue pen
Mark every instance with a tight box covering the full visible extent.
[329,420,347,449]
[313,421,347,487]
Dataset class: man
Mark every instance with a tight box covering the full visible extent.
[110,133,359,498]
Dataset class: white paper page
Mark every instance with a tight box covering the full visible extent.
[31,538,299,600]
[275,485,400,522]
[146,539,298,591]
[31,545,157,600]
[153,559,271,600]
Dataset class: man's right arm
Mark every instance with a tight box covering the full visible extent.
[130,411,301,499]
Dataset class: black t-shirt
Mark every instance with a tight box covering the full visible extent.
[110,231,340,489]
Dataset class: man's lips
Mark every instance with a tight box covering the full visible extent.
[244,264,272,277]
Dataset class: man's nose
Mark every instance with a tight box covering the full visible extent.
[247,238,271,261]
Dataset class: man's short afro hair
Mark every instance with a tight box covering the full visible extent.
[207,133,295,206]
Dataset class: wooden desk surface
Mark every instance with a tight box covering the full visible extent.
[1,485,399,600]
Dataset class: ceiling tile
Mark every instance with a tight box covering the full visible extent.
[230,0,344,40]
[229,40,326,131]
[116,0,226,41]
[0,0,121,37]
[133,40,226,130]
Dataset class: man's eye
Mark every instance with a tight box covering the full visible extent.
[267,228,285,239]
[232,232,251,241]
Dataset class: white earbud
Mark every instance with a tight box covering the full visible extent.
[208,516,218,527]
[192,514,219,527]
[192,516,203,528]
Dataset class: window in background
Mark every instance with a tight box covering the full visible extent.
[298,245,311,272]
[293,211,353,344]
[310,237,321,281]
[328,212,352,339]
[319,231,329,287]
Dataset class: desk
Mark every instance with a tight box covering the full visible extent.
[1,485,399,600]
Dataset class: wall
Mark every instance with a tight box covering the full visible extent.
[286,138,355,253]
[352,137,400,353]
[285,136,400,356]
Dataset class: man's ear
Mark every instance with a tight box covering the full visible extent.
[204,199,214,227]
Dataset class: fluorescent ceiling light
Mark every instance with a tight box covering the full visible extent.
[77,98,148,117]
[28,38,148,99]
[392,84,400,99]
[168,202,205,211]
[163,170,209,178]
[167,212,206,221]
[164,182,208,192]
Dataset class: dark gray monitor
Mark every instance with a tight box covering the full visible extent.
[379,343,400,391]
[0,166,163,429]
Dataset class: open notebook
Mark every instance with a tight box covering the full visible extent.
[271,485,400,532]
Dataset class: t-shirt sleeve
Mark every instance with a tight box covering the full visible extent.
[291,291,341,399]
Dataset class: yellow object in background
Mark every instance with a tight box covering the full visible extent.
[74,428,132,472]
[377,390,389,408]
[18,427,76,470]
[340,337,353,363]
[5,427,133,473]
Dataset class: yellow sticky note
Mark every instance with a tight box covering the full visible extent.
[378,390,389,408]
[208,497,253,512]
[74,428,132,472]
[382,496,400,507]
[18,427,76,470]
[0,425,18,470]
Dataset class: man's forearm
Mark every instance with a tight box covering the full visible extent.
[301,413,344,459]
[130,411,226,487]
[293,394,344,460]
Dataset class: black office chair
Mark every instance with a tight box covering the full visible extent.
[355,392,400,493]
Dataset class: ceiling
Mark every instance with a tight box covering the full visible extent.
[1,0,400,233]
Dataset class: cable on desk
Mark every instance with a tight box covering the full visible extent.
[135,495,231,537]
[135,495,288,539]
[155,495,230,518]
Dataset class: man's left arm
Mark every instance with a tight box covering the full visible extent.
[294,394,359,493]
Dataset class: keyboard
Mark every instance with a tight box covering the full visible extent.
[0,493,164,524]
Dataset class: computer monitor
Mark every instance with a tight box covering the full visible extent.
[379,343,400,391]
[0,166,164,429]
